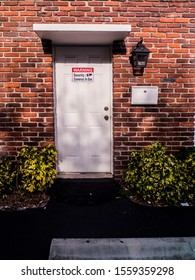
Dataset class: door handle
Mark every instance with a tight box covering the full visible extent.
[104,106,109,111]
[104,115,109,121]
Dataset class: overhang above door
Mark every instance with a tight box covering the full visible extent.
[33,24,131,45]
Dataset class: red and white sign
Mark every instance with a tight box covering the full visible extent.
[72,67,94,82]
[72,67,94,73]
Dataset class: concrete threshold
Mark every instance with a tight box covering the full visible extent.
[57,173,113,179]
[49,238,195,260]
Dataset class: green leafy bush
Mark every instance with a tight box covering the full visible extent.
[0,157,16,196]
[177,147,195,160]
[184,151,195,193]
[123,142,195,206]
[17,145,58,194]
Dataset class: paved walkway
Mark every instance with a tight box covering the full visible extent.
[0,196,195,260]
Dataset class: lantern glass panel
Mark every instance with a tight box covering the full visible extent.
[137,54,147,67]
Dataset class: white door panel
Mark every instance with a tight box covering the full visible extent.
[55,46,112,173]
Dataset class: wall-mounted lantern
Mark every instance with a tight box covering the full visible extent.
[130,37,150,76]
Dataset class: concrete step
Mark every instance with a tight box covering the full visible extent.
[50,178,118,204]
[49,238,195,260]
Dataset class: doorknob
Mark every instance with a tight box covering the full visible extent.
[104,115,109,121]
[104,106,109,111]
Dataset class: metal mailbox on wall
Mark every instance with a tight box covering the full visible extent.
[131,86,158,105]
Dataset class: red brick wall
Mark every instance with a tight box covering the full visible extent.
[0,0,194,178]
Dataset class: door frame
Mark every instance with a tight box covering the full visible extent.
[53,45,113,177]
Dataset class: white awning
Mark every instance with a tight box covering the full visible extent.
[33,24,131,45]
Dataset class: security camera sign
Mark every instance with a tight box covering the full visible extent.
[72,67,94,82]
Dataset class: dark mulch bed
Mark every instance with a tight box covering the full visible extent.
[0,192,49,211]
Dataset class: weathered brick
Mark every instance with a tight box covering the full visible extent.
[0,0,194,179]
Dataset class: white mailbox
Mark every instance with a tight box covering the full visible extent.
[131,86,158,105]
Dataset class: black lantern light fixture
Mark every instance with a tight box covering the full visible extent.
[130,37,150,76]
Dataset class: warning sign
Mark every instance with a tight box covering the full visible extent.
[72,67,94,82]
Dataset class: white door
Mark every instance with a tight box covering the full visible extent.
[55,46,112,173]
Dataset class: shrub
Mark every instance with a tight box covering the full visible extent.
[123,142,195,206]
[0,157,16,196]
[184,150,195,194]
[177,146,195,160]
[17,145,58,194]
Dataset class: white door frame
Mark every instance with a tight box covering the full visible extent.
[53,45,113,177]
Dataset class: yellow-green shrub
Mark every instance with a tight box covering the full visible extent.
[17,145,58,194]
[0,157,16,196]
[123,142,195,206]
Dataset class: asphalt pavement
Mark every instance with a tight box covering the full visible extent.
[0,179,195,260]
